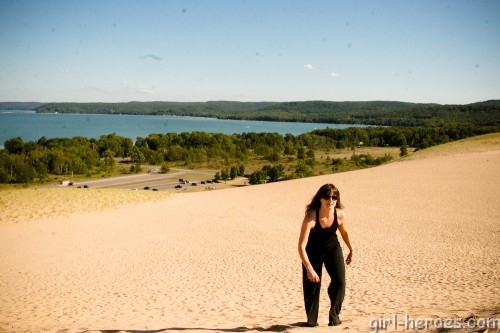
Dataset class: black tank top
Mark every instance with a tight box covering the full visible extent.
[306,208,340,254]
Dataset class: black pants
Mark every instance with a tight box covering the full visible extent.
[302,245,345,326]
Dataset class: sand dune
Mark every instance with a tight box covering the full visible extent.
[1,134,499,333]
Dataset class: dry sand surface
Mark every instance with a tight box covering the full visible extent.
[1,134,499,333]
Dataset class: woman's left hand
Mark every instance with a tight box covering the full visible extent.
[345,251,353,265]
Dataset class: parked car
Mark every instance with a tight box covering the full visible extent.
[174,185,182,189]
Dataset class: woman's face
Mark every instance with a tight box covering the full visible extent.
[320,191,338,209]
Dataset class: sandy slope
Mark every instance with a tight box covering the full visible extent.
[0,134,499,333]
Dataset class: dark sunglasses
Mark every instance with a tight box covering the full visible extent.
[322,195,338,200]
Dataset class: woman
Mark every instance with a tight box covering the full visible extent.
[298,183,353,327]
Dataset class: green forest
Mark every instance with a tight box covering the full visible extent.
[1,100,499,185]
[32,99,500,127]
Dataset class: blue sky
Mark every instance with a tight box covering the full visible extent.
[1,0,499,104]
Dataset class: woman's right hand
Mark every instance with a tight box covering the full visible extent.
[307,269,320,283]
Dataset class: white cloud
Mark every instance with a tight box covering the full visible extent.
[330,72,340,77]
[302,64,315,70]
[137,86,154,94]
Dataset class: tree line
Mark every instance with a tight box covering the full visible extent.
[31,100,500,127]
[1,120,498,184]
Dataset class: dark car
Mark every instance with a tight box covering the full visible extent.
[174,185,182,189]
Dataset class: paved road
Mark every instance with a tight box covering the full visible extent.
[47,168,219,192]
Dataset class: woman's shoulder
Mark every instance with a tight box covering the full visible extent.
[335,208,346,220]
[305,208,316,216]
[304,209,316,222]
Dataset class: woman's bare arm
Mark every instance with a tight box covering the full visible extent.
[337,209,353,265]
[298,211,320,282]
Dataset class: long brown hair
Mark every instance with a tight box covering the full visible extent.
[305,183,344,213]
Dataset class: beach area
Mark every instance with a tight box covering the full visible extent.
[1,133,499,333]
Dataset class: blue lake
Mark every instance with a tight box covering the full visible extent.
[0,110,355,146]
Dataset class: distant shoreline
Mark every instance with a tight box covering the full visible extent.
[3,99,499,127]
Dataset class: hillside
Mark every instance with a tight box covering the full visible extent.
[29,100,500,127]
